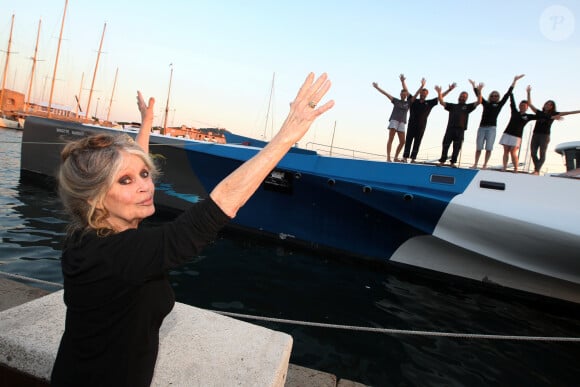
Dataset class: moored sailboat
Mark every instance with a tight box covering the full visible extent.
[19,115,580,304]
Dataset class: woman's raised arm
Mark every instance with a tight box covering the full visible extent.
[210,72,334,218]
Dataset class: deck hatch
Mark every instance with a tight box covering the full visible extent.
[479,180,505,190]
[430,174,455,185]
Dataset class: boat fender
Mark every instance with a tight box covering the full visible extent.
[294,172,302,179]
[327,178,336,186]
[362,186,372,193]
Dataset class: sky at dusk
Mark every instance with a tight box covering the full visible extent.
[1,0,579,172]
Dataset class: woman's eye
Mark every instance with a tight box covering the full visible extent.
[140,170,150,178]
[119,176,132,185]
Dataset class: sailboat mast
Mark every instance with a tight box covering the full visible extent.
[263,72,275,139]
[106,67,118,122]
[74,72,84,119]
[26,18,42,112]
[163,63,173,135]
[47,0,68,118]
[85,22,106,122]
[0,14,15,115]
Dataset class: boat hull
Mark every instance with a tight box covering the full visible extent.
[20,116,580,303]
[0,116,21,129]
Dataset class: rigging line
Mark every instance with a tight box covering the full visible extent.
[2,270,580,342]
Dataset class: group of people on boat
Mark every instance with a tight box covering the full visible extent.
[372,74,580,174]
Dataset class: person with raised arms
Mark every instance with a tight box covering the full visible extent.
[372,74,412,162]
[50,73,334,386]
[435,82,483,167]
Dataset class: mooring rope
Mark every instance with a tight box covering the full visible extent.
[211,310,580,342]
[1,270,578,343]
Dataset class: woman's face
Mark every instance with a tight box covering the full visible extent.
[543,101,555,111]
[101,151,155,232]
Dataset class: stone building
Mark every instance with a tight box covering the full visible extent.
[0,89,25,115]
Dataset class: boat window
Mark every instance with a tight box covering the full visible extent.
[479,180,505,191]
[430,175,455,185]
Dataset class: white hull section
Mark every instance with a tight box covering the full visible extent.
[391,170,580,303]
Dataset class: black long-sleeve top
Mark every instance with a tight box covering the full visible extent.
[474,86,512,127]
[51,197,231,387]
[532,110,559,135]
[503,93,538,138]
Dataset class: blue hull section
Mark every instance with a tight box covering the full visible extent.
[182,142,478,259]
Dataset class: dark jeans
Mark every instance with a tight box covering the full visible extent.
[439,127,464,164]
[530,133,550,173]
[403,126,426,160]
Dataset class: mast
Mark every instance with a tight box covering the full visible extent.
[0,14,15,116]
[47,0,68,118]
[26,18,42,112]
[163,63,173,135]
[330,121,337,156]
[85,22,106,122]
[74,72,84,119]
[106,67,118,122]
[263,72,275,139]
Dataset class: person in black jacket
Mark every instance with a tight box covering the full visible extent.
[51,72,334,386]
[402,78,455,163]
[435,83,483,167]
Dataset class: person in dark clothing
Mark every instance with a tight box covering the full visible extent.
[50,73,334,386]
[402,78,456,163]
[526,86,580,174]
[435,83,483,167]
[470,74,525,169]
[498,88,538,172]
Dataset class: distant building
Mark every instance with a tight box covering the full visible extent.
[0,89,25,115]
[0,88,80,120]
[164,125,226,143]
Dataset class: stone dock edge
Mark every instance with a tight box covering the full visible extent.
[0,277,368,386]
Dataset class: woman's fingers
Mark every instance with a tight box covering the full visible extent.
[292,72,333,117]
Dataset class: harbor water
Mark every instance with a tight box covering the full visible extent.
[2,127,580,387]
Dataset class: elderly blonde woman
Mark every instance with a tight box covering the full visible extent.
[51,73,334,386]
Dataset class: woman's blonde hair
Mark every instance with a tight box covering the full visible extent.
[58,133,158,236]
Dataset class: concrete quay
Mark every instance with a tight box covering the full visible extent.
[0,278,367,386]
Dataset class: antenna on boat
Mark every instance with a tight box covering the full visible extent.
[85,22,107,122]
[47,0,68,118]
[263,72,275,140]
[0,14,15,117]
[26,18,43,113]
[163,63,173,135]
